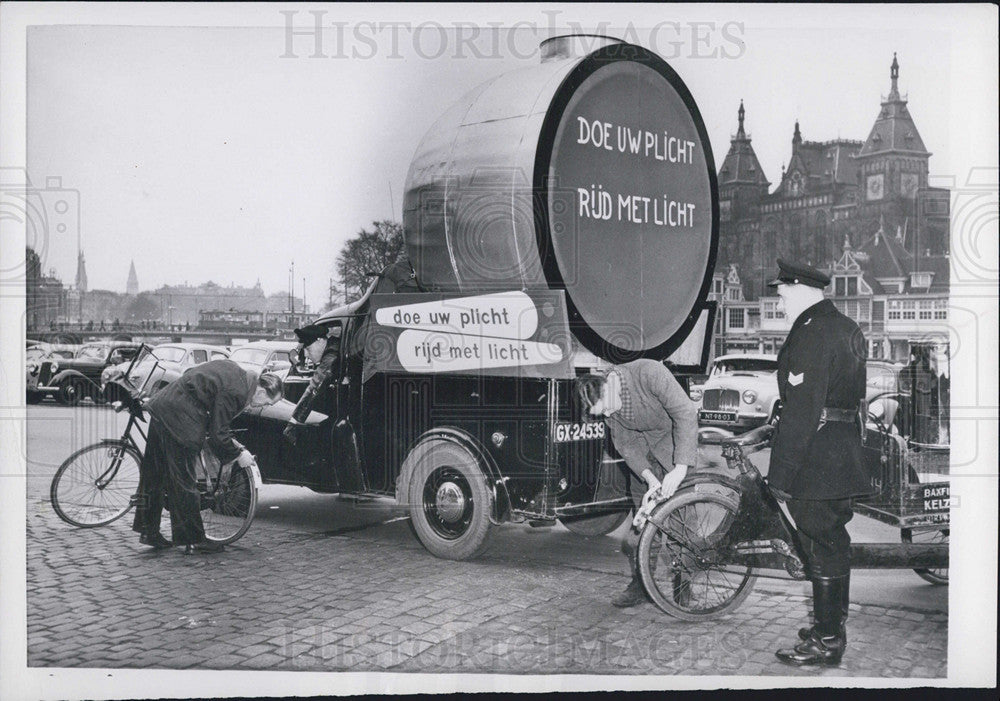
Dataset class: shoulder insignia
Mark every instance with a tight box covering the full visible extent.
[788,372,804,386]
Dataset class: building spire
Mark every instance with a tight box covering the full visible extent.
[126,259,139,295]
[75,251,88,293]
[888,52,900,101]
[737,100,746,139]
[792,120,802,150]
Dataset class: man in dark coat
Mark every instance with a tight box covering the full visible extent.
[132,360,282,553]
[577,359,698,607]
[766,259,871,666]
[283,324,340,445]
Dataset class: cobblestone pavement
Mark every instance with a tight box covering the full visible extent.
[26,496,947,678]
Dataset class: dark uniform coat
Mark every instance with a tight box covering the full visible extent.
[146,359,255,464]
[768,299,871,499]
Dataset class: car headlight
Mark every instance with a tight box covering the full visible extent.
[49,361,58,374]
[690,389,703,402]
[101,367,113,383]
[27,362,38,375]
[742,390,757,404]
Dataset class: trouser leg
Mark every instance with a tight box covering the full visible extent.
[778,498,852,666]
[158,432,205,546]
[132,420,167,537]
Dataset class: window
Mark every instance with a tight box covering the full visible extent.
[191,350,208,364]
[872,300,885,321]
[835,277,846,296]
[728,308,745,329]
[847,277,858,296]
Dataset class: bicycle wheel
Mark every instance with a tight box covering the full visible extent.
[51,441,141,527]
[637,488,757,621]
[199,462,257,544]
[902,525,949,585]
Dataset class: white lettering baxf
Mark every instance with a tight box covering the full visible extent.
[374,291,538,339]
[396,330,563,373]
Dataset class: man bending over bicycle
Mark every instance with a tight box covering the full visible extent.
[132,360,282,553]
[577,360,698,608]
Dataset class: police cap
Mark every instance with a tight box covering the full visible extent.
[293,324,329,346]
[767,258,830,289]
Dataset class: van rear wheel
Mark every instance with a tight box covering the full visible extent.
[406,440,493,560]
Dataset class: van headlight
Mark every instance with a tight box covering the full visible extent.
[742,390,757,404]
[690,388,703,402]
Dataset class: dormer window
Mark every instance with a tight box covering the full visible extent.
[834,275,859,297]
[911,271,933,288]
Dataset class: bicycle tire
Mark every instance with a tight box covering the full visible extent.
[200,462,257,545]
[637,489,757,621]
[50,440,141,528]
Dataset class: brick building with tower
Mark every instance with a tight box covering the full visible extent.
[709,54,951,363]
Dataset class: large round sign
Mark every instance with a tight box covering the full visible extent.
[538,47,716,357]
[404,39,718,362]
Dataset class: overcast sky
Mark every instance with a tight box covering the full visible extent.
[22,5,996,310]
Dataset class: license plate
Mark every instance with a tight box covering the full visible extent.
[700,410,738,423]
[553,421,606,443]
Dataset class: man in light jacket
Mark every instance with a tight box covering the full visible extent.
[577,358,699,607]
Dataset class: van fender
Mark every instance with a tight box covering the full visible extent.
[395,427,510,524]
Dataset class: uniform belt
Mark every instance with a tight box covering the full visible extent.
[819,407,857,423]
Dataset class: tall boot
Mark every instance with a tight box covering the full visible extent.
[777,575,847,666]
[799,571,850,640]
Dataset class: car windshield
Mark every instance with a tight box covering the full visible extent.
[228,347,270,367]
[152,346,186,363]
[77,344,109,360]
[26,348,46,361]
[713,358,777,375]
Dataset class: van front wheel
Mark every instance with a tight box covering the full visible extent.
[406,440,493,560]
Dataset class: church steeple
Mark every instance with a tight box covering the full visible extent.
[126,259,139,295]
[75,251,88,293]
[888,52,900,101]
[858,53,930,158]
[718,101,769,188]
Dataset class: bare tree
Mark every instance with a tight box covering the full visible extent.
[335,220,406,303]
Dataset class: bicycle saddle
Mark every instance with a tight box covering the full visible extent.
[721,424,775,447]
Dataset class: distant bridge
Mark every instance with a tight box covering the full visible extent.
[26,326,295,347]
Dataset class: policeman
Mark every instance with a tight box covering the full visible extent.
[283,324,340,445]
[766,259,871,666]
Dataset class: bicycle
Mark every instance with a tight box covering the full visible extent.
[633,419,949,621]
[49,347,260,546]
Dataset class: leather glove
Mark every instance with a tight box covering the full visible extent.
[236,449,255,468]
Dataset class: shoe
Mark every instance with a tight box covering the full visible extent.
[139,532,173,550]
[778,575,847,666]
[186,540,225,554]
[612,577,647,608]
[776,631,846,666]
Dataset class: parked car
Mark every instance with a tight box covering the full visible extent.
[866,359,903,401]
[29,341,142,406]
[693,353,780,431]
[26,343,80,404]
[227,340,297,374]
[101,342,230,402]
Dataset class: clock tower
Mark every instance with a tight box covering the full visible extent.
[855,54,931,207]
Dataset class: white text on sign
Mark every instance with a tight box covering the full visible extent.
[374,291,538,340]
[396,329,563,373]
